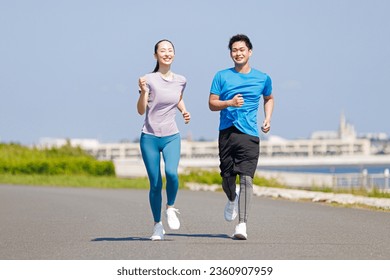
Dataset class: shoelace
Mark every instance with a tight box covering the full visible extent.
[168,208,180,215]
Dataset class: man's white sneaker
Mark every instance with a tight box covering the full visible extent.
[150,222,165,241]
[233,222,247,240]
[224,191,239,222]
[166,207,180,230]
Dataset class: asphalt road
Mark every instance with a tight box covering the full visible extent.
[1,184,389,260]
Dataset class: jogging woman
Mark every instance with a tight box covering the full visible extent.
[137,39,190,241]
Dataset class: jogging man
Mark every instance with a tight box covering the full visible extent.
[209,34,274,240]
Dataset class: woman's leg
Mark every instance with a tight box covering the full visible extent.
[161,133,181,206]
[140,133,163,223]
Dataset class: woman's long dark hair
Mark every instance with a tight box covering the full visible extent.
[152,39,175,73]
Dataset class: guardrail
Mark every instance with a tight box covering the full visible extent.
[332,169,390,190]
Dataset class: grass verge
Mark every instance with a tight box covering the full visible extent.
[0,174,149,189]
[1,170,389,199]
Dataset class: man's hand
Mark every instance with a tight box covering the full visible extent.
[230,94,244,107]
[261,119,271,133]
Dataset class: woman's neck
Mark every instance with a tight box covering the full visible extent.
[158,65,171,75]
[158,65,173,80]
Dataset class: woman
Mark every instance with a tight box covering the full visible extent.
[137,39,191,241]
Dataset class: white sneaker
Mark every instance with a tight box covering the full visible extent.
[224,190,239,222]
[233,222,247,240]
[166,207,180,230]
[150,222,165,241]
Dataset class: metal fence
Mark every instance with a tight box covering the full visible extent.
[332,169,390,190]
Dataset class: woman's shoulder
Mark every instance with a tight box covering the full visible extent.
[173,73,187,83]
[143,72,157,78]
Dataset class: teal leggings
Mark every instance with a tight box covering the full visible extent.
[140,132,181,223]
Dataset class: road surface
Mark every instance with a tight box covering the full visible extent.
[1,184,389,260]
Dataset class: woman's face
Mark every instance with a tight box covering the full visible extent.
[154,41,175,68]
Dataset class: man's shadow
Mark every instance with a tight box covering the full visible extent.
[91,233,231,242]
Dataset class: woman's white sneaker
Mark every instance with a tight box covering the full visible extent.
[166,207,180,230]
[150,222,165,241]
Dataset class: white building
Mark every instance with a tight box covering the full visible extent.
[37,114,387,161]
[35,114,390,178]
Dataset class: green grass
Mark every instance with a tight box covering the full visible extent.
[1,168,389,199]
[179,168,222,185]
[0,174,149,189]
[0,142,115,176]
[310,185,390,199]
[0,169,279,190]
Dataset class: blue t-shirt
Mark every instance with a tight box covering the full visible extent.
[210,68,272,137]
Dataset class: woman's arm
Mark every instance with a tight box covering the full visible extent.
[177,93,191,124]
[137,76,148,115]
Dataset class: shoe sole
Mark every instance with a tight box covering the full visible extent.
[150,236,163,241]
[168,224,180,230]
[150,228,165,241]
[233,233,247,240]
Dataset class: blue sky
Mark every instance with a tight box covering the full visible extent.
[1,0,389,144]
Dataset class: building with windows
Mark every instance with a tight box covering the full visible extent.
[39,113,387,161]
[37,114,390,177]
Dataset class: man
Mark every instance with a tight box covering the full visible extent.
[209,34,274,240]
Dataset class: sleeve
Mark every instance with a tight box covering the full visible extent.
[263,75,272,96]
[210,72,222,95]
[182,77,187,93]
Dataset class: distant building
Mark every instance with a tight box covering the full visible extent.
[260,113,371,157]
[37,113,389,161]
[310,113,356,140]
[37,138,100,150]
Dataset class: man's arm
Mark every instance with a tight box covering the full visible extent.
[261,94,274,133]
[208,93,244,111]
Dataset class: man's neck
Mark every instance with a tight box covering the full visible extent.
[234,63,251,74]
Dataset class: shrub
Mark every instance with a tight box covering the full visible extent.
[0,143,115,176]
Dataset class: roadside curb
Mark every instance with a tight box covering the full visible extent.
[186,182,390,210]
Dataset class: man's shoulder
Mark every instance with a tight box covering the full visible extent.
[215,68,235,75]
[212,68,236,82]
[250,68,269,77]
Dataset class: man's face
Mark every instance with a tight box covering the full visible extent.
[230,41,252,66]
